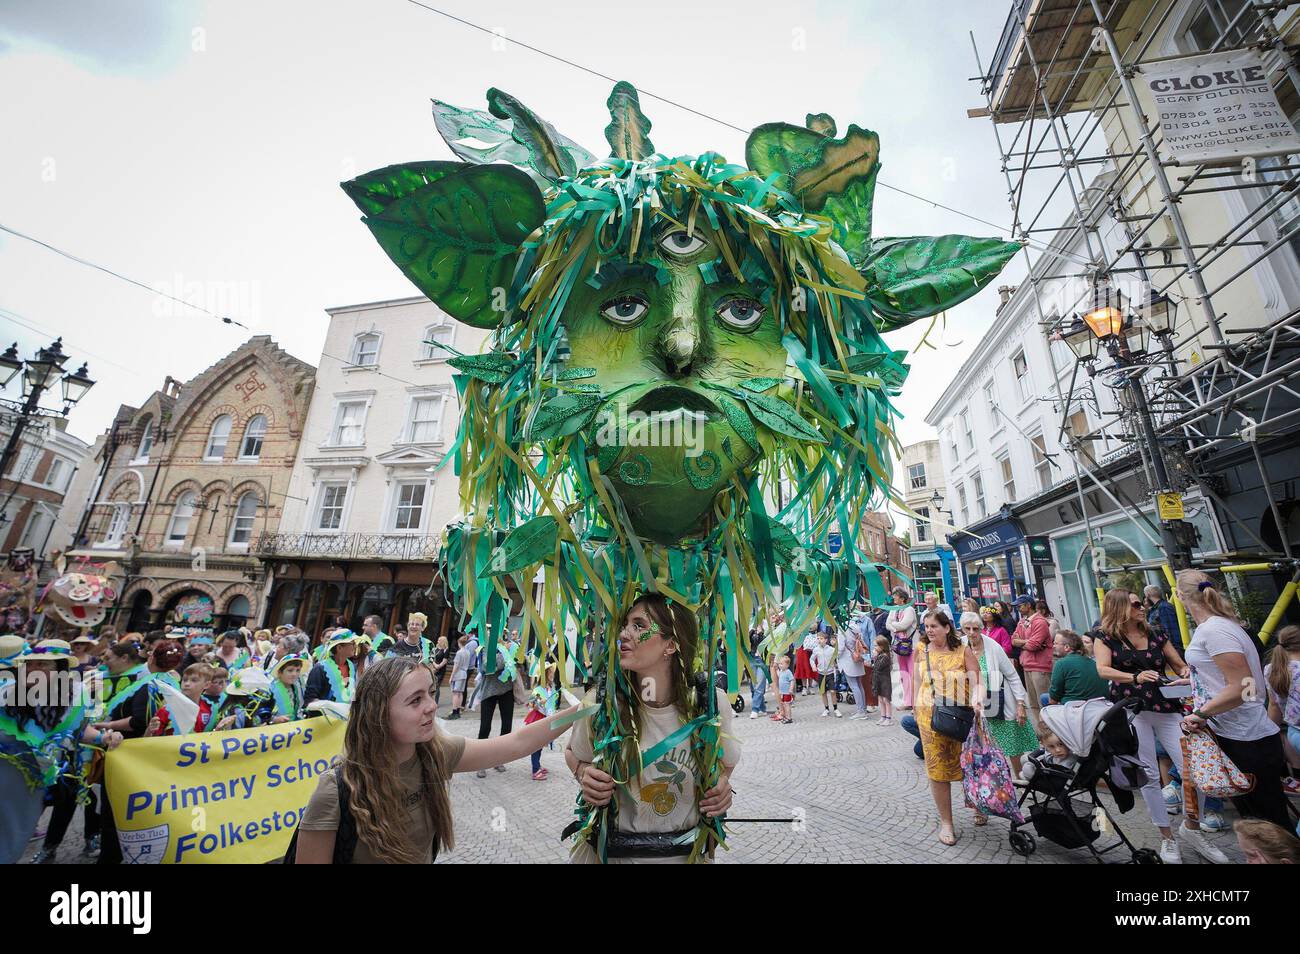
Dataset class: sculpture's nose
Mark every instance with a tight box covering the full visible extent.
[655,269,707,377]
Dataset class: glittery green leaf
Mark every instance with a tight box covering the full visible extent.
[718,396,758,453]
[447,351,518,383]
[738,391,827,445]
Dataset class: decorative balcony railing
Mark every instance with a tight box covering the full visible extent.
[255,532,441,562]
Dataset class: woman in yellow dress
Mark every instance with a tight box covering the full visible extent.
[914,610,980,846]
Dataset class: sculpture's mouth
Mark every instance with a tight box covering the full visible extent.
[629,386,718,417]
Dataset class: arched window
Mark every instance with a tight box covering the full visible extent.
[422,321,454,359]
[351,333,380,366]
[167,491,198,544]
[134,416,154,462]
[226,595,252,624]
[205,415,232,460]
[240,415,267,460]
[228,491,259,546]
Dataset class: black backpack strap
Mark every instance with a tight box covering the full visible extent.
[334,771,358,864]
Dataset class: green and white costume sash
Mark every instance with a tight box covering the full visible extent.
[270,680,303,720]
[321,658,355,703]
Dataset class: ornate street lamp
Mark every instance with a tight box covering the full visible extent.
[61,362,95,407]
[0,344,22,390]
[0,338,95,486]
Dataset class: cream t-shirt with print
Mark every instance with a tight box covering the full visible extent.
[568,687,740,863]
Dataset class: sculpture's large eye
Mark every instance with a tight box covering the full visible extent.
[600,295,649,327]
[658,230,707,256]
[716,297,765,332]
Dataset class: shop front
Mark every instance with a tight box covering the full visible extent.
[907,543,958,607]
[1048,500,1222,633]
[950,514,1037,607]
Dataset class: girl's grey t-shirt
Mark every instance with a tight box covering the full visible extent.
[1184,615,1278,741]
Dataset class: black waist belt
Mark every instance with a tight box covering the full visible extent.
[605,829,696,859]
[561,820,695,858]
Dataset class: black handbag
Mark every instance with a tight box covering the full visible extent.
[925,645,975,742]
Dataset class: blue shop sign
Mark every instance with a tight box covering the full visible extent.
[951,518,1025,562]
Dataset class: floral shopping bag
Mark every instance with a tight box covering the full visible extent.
[961,714,1025,823]
[1181,730,1254,800]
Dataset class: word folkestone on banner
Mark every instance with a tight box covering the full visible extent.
[105,718,344,864]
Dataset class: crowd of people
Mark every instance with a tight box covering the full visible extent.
[748,570,1300,862]
[0,610,573,864]
[3,567,1298,865]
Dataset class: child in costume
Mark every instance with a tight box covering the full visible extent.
[812,630,839,718]
[305,630,361,708]
[258,653,309,723]
[208,668,272,730]
[147,662,213,735]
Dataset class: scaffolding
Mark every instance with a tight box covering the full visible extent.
[971,0,1300,616]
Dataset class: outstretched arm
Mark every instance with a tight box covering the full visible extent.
[453,705,582,774]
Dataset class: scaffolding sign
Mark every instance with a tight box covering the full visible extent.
[1145,49,1300,163]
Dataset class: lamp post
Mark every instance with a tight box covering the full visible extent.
[1065,284,1192,570]
[0,338,96,492]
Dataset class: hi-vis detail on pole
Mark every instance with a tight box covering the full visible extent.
[1157,493,1186,521]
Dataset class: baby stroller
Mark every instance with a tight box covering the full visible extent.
[1008,697,1161,864]
[701,668,746,714]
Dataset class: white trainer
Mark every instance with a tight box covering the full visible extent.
[1178,822,1230,864]
[750,710,758,719]
[833,709,843,718]
[1159,838,1183,864]
[820,708,830,717]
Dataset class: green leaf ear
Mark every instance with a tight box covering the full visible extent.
[745,122,879,214]
[605,81,655,160]
[487,88,587,183]
[345,163,546,328]
[341,160,469,216]
[432,96,595,188]
[861,235,1021,329]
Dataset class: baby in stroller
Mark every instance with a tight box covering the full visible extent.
[1021,721,1080,782]
[1008,698,1160,862]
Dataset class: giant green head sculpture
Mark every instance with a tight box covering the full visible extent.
[345,83,1017,859]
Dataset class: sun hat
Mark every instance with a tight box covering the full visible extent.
[225,667,271,697]
[0,634,27,671]
[25,638,76,663]
[270,652,311,678]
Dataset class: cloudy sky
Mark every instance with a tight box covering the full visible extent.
[0,0,1024,463]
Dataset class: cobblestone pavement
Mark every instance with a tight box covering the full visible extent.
[436,689,1246,864]
[19,689,1248,864]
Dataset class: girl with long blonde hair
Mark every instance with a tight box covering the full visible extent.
[295,655,579,863]
[564,593,740,863]
[1176,569,1290,830]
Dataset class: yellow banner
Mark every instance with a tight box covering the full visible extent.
[105,718,345,864]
